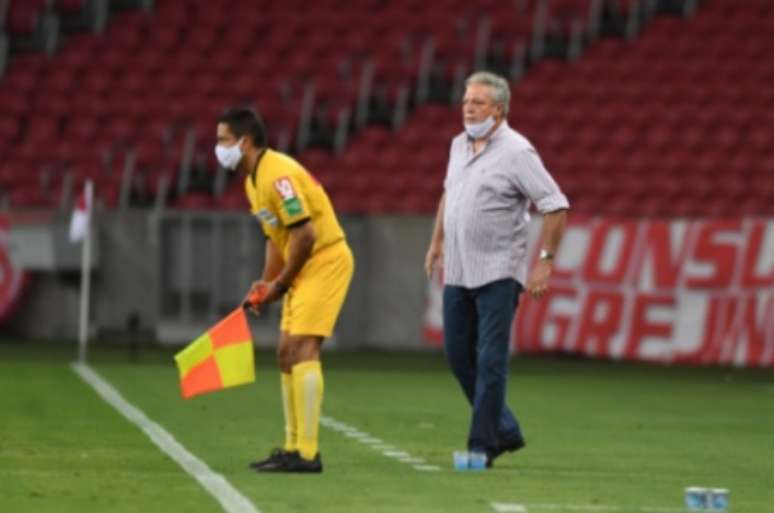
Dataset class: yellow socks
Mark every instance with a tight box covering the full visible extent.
[291,360,324,461]
[280,373,297,452]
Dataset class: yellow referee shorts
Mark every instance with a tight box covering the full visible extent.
[280,241,354,338]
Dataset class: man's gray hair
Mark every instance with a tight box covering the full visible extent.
[465,71,510,115]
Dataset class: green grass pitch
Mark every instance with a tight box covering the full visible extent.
[1,342,772,513]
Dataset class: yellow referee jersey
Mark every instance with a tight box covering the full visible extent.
[244,149,345,258]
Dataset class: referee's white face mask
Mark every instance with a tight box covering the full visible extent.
[215,138,244,171]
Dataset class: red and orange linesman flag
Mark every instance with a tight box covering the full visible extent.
[174,307,256,399]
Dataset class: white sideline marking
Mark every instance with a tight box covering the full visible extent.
[492,504,527,513]
[413,464,441,471]
[383,450,411,458]
[526,506,618,511]
[72,363,260,513]
[529,506,619,511]
[534,505,681,512]
[492,503,683,513]
[320,415,439,472]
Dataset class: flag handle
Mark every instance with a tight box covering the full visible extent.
[77,181,93,363]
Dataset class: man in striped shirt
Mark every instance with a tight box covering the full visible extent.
[425,71,569,468]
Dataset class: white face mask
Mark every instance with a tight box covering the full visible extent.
[214,138,244,170]
[464,116,496,140]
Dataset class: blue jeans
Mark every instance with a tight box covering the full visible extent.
[443,278,524,457]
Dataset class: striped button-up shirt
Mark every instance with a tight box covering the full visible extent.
[443,122,569,288]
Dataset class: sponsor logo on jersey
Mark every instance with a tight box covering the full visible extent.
[256,208,278,227]
[273,177,303,217]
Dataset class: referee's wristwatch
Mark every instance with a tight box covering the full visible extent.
[539,249,554,261]
[274,281,289,295]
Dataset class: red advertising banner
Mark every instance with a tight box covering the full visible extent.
[0,215,29,324]
[424,217,774,367]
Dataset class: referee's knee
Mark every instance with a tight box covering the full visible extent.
[277,335,322,371]
[277,343,294,373]
[288,335,323,367]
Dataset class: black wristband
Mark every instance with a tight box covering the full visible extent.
[274,281,289,295]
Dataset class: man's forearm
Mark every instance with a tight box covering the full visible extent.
[430,193,446,247]
[261,240,285,281]
[276,223,316,286]
[540,209,568,255]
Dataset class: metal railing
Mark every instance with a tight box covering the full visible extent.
[155,211,279,343]
[355,59,375,130]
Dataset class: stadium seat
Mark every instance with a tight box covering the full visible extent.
[6,1,44,37]
[55,0,89,15]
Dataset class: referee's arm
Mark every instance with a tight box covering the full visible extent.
[276,221,316,289]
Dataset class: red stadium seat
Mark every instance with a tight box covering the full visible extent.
[6,2,43,36]
[215,186,251,211]
[175,192,214,209]
[56,0,89,15]
[0,116,21,145]
[24,117,60,144]
[9,184,57,208]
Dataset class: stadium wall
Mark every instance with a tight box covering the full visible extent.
[4,211,436,349]
[5,212,772,366]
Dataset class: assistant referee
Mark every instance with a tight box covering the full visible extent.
[215,108,354,474]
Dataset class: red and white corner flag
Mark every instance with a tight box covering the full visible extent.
[71,179,95,362]
[69,180,93,243]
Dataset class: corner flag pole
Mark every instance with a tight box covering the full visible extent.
[77,180,94,363]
